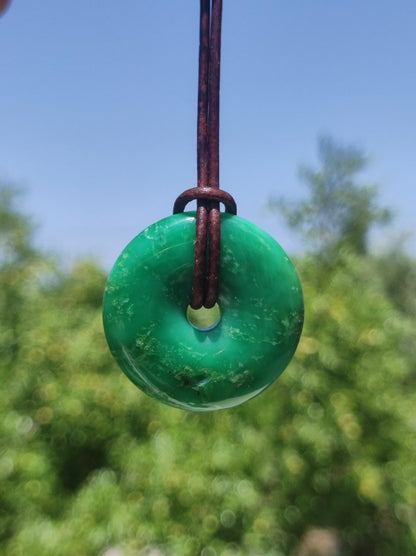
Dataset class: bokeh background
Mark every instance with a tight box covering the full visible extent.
[1,1,415,555]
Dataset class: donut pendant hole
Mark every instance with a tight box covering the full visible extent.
[186,303,221,331]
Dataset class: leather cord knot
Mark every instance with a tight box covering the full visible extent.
[173,187,236,215]
[173,186,237,310]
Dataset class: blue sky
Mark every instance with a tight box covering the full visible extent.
[1,1,415,269]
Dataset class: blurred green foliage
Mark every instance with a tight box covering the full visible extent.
[0,167,415,555]
[269,135,392,257]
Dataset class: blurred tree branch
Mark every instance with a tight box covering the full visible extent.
[269,135,392,257]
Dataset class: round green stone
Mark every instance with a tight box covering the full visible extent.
[102,213,304,411]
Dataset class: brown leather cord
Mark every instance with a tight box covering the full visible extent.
[173,187,236,215]
[173,0,236,309]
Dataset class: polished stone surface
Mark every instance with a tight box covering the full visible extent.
[103,213,304,411]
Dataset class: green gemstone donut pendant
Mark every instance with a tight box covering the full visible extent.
[102,212,304,411]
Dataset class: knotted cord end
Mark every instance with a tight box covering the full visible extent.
[173,186,237,309]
